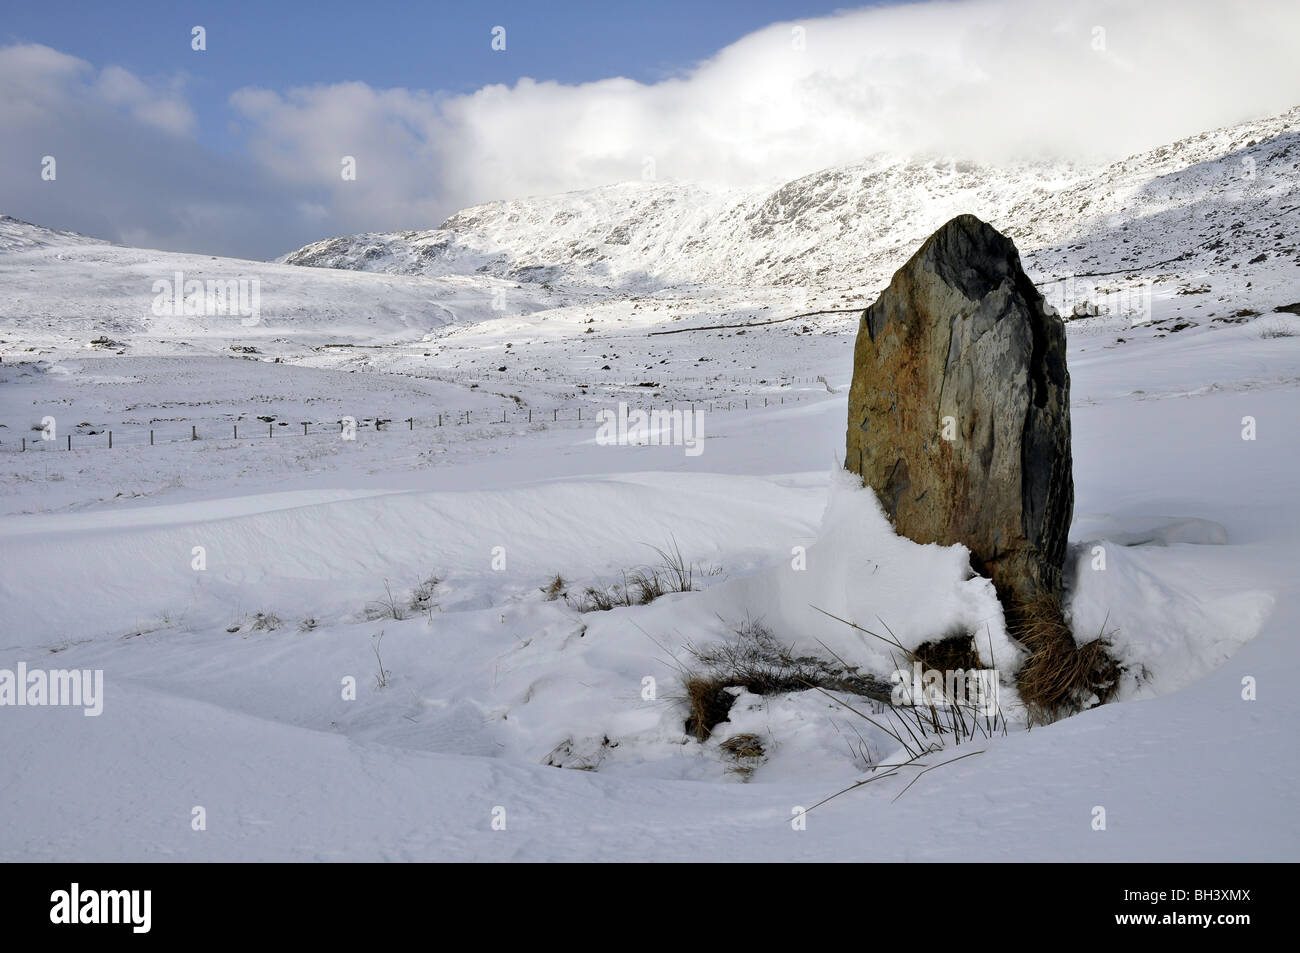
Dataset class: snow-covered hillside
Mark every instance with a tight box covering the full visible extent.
[0,221,574,354]
[0,214,109,252]
[281,107,1299,295]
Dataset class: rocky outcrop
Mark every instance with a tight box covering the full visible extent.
[846,214,1073,612]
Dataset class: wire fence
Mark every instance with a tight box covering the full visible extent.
[3,390,821,454]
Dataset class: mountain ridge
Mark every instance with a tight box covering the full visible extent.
[279,106,1300,293]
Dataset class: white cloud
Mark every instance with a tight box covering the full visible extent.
[0,48,196,136]
[0,44,277,257]
[95,65,195,135]
[230,0,1300,234]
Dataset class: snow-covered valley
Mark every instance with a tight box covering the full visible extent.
[1,107,1298,862]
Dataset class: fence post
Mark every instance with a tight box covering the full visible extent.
[150,430,154,446]
[438,413,442,427]
[578,408,581,421]
[553,409,557,421]
[406,417,413,430]
[108,431,112,449]
[269,423,273,438]
[528,409,532,423]
[304,422,309,436]
[67,434,71,451]
[21,438,25,451]
[502,409,506,423]
[191,425,197,441]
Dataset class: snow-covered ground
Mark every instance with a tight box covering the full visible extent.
[1,112,1298,861]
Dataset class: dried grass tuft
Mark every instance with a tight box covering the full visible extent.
[1008,594,1121,722]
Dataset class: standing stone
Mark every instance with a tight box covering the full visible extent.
[846,214,1073,612]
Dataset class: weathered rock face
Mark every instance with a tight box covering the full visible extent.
[846,214,1073,611]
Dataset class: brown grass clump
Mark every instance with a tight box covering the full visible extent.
[678,616,895,742]
[540,574,567,601]
[566,539,701,612]
[683,675,736,741]
[719,732,765,779]
[687,616,893,701]
[1007,594,1121,722]
[719,733,765,759]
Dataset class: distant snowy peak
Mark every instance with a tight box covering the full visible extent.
[0,215,108,252]
[282,106,1300,291]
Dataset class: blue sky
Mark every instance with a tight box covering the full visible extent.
[2,0,1297,260]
